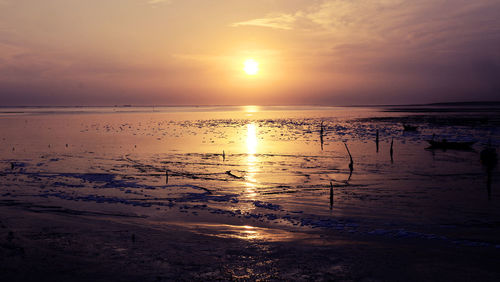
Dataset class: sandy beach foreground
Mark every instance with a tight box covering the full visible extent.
[1,202,500,281]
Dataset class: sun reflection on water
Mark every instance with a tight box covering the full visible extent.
[243,105,259,113]
[243,105,259,117]
[247,123,258,154]
[245,123,259,200]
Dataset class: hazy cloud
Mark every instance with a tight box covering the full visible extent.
[232,0,500,46]
[231,14,296,30]
[147,0,172,5]
[232,0,500,99]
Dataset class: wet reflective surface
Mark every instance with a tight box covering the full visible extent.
[1,106,499,245]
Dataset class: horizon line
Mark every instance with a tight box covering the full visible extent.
[1,101,500,108]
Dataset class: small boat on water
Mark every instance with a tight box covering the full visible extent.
[427,139,476,150]
[403,124,418,131]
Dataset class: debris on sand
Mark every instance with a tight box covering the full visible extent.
[226,170,244,179]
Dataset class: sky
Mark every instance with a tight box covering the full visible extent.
[0,0,499,106]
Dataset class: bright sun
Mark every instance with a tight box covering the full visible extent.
[243,59,259,75]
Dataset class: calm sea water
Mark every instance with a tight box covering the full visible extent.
[1,106,499,244]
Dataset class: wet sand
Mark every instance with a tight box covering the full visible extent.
[1,203,500,281]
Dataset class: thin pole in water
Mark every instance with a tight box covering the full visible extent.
[344,142,354,171]
[390,138,394,163]
[330,181,334,209]
[344,142,354,181]
[320,121,324,151]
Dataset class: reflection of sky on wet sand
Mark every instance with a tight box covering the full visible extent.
[178,223,307,242]
[175,222,363,244]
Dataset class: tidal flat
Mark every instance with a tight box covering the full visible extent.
[1,105,499,281]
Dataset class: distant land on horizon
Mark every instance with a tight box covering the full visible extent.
[1,101,500,109]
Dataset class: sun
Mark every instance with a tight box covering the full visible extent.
[243,59,259,75]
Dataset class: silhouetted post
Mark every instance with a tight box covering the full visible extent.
[344,142,354,181]
[376,130,379,153]
[223,150,226,161]
[320,121,324,150]
[330,181,334,209]
[344,143,353,170]
[165,170,169,185]
[390,138,394,163]
[11,163,14,170]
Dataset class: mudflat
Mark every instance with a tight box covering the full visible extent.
[1,106,499,280]
[1,203,500,282]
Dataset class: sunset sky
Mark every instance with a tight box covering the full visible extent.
[0,0,499,106]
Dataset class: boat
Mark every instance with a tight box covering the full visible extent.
[426,139,476,150]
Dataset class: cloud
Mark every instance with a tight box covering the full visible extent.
[232,0,500,41]
[231,14,296,30]
[147,0,172,5]
[231,0,500,103]
[232,0,500,66]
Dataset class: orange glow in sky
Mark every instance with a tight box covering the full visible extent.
[0,0,499,105]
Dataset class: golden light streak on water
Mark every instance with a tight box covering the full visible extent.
[245,123,259,200]
[243,105,259,113]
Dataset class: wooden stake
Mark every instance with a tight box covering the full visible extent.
[320,122,324,151]
[344,142,354,182]
[390,138,394,163]
[330,181,334,209]
[344,142,354,171]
